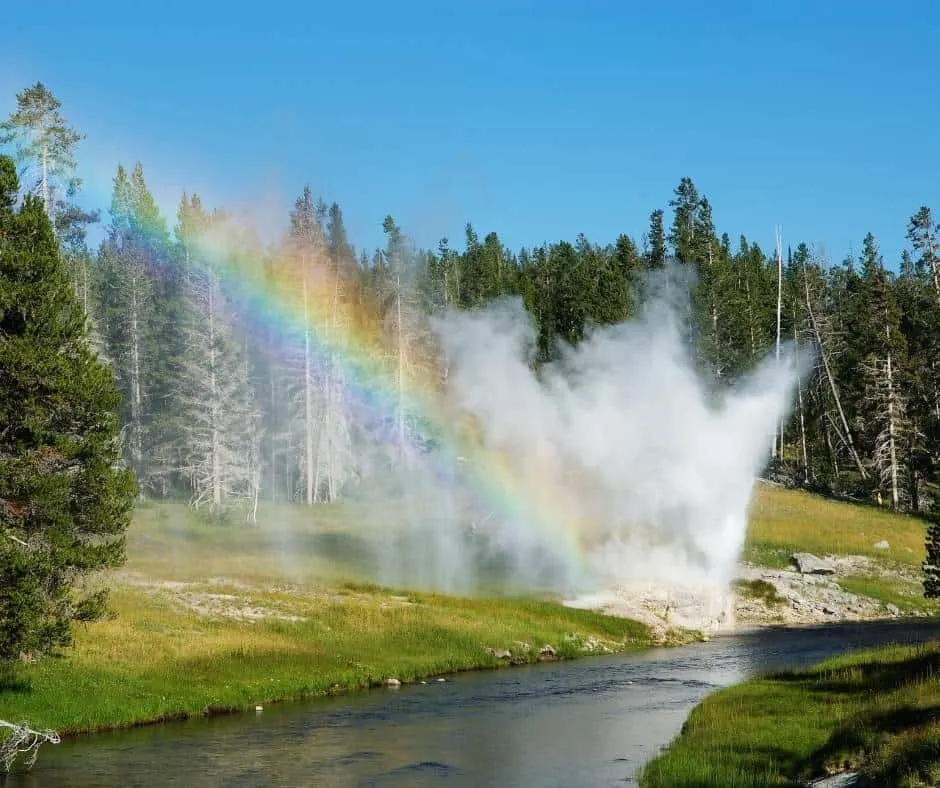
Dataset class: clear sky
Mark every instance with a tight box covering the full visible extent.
[3,0,938,265]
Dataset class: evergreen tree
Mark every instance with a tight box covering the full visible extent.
[0,155,136,661]
[645,209,667,269]
[907,206,940,302]
[857,234,908,508]
[0,83,82,236]
[177,208,261,518]
[97,164,161,486]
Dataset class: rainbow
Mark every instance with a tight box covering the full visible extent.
[80,171,596,587]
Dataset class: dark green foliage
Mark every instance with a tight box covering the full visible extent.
[925,513,940,598]
[0,156,136,661]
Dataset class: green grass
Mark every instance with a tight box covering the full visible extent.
[0,501,654,743]
[641,485,940,786]
[837,575,940,616]
[734,578,787,607]
[5,483,938,763]
[640,640,940,788]
[744,484,927,569]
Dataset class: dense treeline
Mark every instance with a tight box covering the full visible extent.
[4,83,940,528]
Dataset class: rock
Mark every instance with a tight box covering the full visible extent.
[493,649,512,660]
[383,677,401,688]
[822,606,835,615]
[436,678,446,682]
[873,540,890,550]
[538,644,557,661]
[886,603,901,616]
[804,771,872,787]
[791,553,836,575]
[254,705,263,712]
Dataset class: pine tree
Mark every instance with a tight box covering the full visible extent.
[907,206,940,303]
[176,205,261,518]
[379,215,428,466]
[0,155,136,661]
[97,165,158,485]
[645,209,667,269]
[858,234,908,508]
[0,83,82,236]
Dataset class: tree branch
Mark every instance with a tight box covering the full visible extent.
[0,720,60,773]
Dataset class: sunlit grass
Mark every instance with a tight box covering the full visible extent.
[640,640,940,787]
[837,575,940,616]
[1,501,652,738]
[5,483,937,749]
[744,484,927,568]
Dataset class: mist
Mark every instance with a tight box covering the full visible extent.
[359,266,809,603]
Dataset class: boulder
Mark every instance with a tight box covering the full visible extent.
[383,677,401,688]
[873,540,890,550]
[538,644,557,661]
[485,647,512,659]
[886,603,901,616]
[791,553,836,575]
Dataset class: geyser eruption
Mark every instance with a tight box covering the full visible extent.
[414,266,808,628]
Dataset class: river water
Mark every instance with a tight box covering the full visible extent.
[6,619,940,787]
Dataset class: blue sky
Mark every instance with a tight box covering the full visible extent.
[2,0,938,265]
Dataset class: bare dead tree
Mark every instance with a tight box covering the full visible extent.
[0,720,60,773]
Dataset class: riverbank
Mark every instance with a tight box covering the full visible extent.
[2,484,934,753]
[0,580,658,744]
[0,498,666,751]
[639,638,940,787]
[571,485,938,634]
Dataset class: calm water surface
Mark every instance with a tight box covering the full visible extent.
[6,619,940,787]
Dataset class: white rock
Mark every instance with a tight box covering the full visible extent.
[873,540,890,550]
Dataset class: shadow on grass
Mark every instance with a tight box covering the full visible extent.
[805,705,940,777]
[769,650,940,696]
[0,668,32,694]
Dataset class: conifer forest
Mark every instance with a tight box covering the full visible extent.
[5,80,940,528]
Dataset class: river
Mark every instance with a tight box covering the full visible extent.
[6,619,940,787]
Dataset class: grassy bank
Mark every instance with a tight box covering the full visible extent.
[0,502,654,740]
[4,484,936,748]
[745,484,940,615]
[640,639,940,787]
[745,484,927,570]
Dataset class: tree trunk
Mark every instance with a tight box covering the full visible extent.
[793,317,809,480]
[773,227,783,459]
[130,273,143,473]
[303,275,315,505]
[824,415,841,487]
[802,258,868,479]
[744,264,756,361]
[884,304,900,510]
[209,276,222,510]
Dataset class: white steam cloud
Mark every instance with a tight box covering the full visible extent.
[420,267,807,601]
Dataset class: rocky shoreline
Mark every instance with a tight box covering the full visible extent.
[567,551,929,639]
